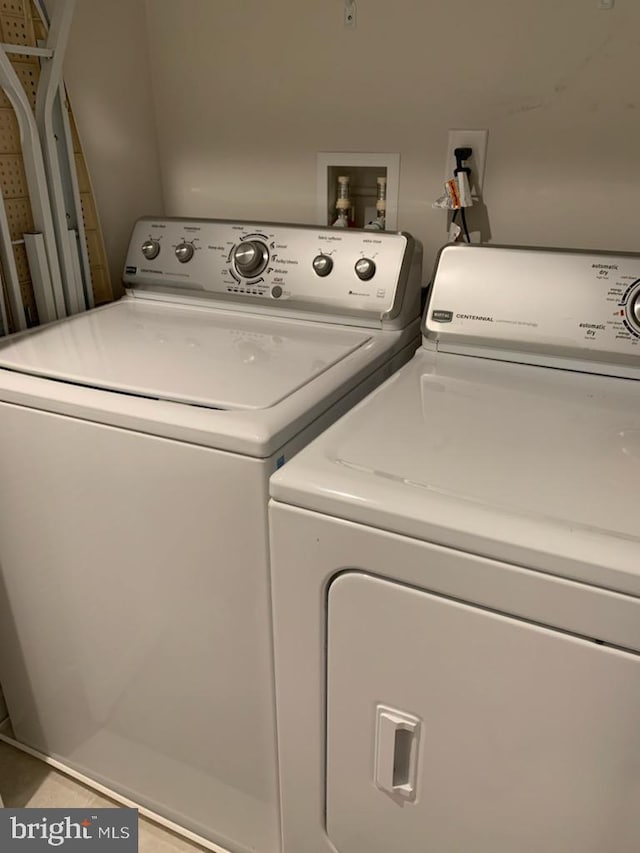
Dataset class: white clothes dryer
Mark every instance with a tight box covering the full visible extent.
[0,217,422,853]
[269,243,640,853]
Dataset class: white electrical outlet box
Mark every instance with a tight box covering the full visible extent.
[445,129,488,196]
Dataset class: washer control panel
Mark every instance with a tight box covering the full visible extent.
[425,244,640,371]
[123,217,416,322]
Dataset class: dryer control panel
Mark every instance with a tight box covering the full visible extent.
[424,243,640,376]
[123,218,421,328]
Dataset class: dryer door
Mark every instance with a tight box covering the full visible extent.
[326,572,640,853]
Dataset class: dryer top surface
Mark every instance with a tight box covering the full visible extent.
[271,349,640,594]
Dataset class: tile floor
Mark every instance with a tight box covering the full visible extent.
[0,741,209,852]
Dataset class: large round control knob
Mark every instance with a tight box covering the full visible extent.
[631,291,640,327]
[312,254,333,277]
[175,242,195,263]
[233,240,269,279]
[141,239,160,260]
[354,257,376,281]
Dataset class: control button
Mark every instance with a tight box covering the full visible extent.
[141,239,160,260]
[271,285,283,299]
[355,257,376,281]
[175,242,195,263]
[312,254,333,277]
[233,240,269,278]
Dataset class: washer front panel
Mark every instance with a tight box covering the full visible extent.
[0,403,280,852]
[124,218,410,321]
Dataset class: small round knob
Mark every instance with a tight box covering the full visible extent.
[271,285,283,299]
[355,257,376,281]
[312,254,333,277]
[175,242,195,263]
[233,240,269,278]
[141,239,160,260]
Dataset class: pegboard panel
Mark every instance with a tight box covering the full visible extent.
[32,19,44,42]
[79,191,97,230]
[5,196,33,240]
[12,59,39,109]
[1,1,28,16]
[90,265,111,305]
[1,281,13,330]
[19,273,37,324]
[0,0,116,324]
[0,154,27,198]
[73,151,90,193]
[0,0,38,328]
[0,12,34,47]
[28,0,46,36]
[0,10,35,64]
[68,108,112,302]
[12,239,28,279]
[80,197,113,302]
[68,109,81,153]
[0,108,20,152]
[84,228,102,260]
[18,243,36,318]
[3,240,38,329]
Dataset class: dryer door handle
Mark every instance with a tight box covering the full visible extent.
[374,705,421,801]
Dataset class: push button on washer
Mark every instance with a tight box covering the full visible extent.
[271,285,283,299]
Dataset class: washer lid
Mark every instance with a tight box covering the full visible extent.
[271,349,640,595]
[0,300,371,410]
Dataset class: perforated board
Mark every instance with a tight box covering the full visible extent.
[0,1,113,330]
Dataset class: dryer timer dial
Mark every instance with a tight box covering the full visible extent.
[629,289,640,329]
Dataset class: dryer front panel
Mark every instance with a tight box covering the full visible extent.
[326,572,640,853]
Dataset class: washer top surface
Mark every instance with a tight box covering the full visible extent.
[0,298,371,410]
[270,349,640,595]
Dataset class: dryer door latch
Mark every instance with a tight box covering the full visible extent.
[374,704,421,802]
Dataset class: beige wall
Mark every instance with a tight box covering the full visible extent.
[143,0,640,280]
[61,1,640,283]
[61,0,164,292]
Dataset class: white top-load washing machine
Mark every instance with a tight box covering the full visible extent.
[269,243,640,853]
[0,217,422,853]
